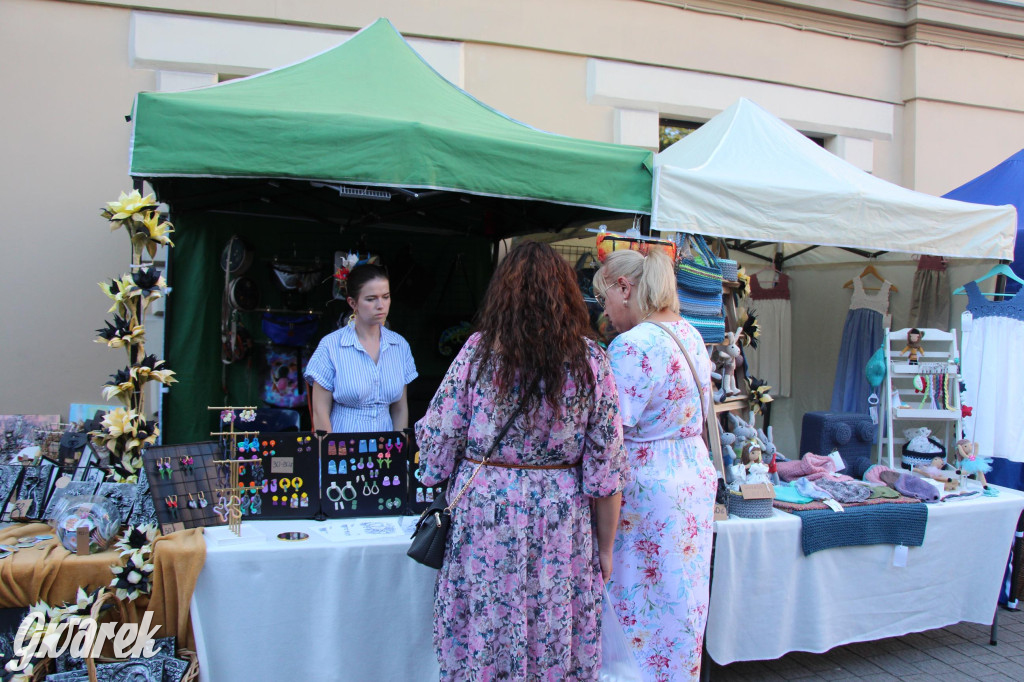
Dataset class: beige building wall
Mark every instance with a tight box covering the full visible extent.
[2,0,1023,455]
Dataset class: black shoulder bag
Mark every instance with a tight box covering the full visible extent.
[408,402,528,569]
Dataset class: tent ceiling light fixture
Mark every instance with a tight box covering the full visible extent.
[311,182,392,201]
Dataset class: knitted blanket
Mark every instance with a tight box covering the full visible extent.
[792,503,928,556]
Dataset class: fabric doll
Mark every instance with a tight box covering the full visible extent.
[741,442,771,485]
[912,456,958,491]
[901,328,925,365]
[955,440,998,496]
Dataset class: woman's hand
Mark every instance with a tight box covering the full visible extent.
[599,548,614,582]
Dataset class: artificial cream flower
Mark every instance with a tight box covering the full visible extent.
[101,190,157,223]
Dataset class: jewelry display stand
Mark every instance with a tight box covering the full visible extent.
[319,431,409,519]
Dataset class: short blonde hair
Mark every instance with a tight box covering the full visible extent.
[593,248,679,317]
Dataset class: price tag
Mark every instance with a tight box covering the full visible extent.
[893,544,909,567]
[271,457,294,474]
[713,504,729,521]
[822,499,844,513]
[76,527,90,556]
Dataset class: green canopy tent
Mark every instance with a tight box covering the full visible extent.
[128,18,653,442]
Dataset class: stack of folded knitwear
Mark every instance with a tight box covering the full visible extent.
[772,453,937,511]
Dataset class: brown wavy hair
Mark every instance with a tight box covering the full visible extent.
[473,241,597,412]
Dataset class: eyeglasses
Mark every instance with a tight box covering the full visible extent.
[595,281,620,308]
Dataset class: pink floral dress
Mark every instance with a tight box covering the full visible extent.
[415,332,627,681]
[606,321,717,682]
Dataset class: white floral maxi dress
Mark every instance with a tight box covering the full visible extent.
[606,320,717,682]
[415,333,627,681]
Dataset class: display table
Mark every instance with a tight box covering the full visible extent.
[0,522,204,649]
[191,518,439,682]
[706,486,1024,664]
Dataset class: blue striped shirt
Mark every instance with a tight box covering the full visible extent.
[304,324,418,433]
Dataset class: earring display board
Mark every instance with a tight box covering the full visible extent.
[406,431,444,516]
[320,431,408,519]
[143,442,227,535]
[243,432,320,520]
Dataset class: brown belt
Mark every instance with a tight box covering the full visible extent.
[463,457,577,470]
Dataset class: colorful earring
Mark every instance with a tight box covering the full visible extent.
[165,495,179,520]
[214,496,229,522]
[392,475,400,486]
[328,460,337,475]
[338,460,348,475]
[300,492,309,508]
[198,491,209,509]
[187,493,197,509]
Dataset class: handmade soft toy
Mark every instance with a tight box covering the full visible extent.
[726,413,759,457]
[714,332,745,398]
[741,442,771,485]
[912,456,958,491]
[901,328,925,365]
[955,439,998,496]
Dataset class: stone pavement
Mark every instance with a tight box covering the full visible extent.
[707,606,1024,681]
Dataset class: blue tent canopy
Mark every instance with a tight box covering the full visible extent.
[944,149,1024,293]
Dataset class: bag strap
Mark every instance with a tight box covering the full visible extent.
[647,321,708,429]
[444,380,536,513]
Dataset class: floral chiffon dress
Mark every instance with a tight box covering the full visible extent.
[415,332,627,681]
[606,320,717,682]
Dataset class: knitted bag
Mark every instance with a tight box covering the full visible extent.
[672,234,725,342]
[675,234,723,294]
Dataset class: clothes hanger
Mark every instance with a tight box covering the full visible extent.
[952,263,1024,297]
[843,264,898,293]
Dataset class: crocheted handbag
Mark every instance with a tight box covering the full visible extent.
[674,234,725,342]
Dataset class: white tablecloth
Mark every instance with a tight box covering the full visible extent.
[706,487,1024,664]
[191,518,439,682]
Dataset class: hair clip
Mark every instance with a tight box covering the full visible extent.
[198,491,209,508]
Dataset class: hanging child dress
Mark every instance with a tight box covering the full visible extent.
[831,277,892,413]
[745,272,792,397]
[960,282,1024,463]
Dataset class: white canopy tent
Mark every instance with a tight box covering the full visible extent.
[652,98,1017,265]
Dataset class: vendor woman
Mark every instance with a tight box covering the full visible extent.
[305,264,418,432]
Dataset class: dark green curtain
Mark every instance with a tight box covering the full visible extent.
[162,212,493,444]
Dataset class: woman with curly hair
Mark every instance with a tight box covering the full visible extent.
[415,241,627,681]
[594,248,715,682]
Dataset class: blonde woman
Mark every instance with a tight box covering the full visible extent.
[593,249,716,682]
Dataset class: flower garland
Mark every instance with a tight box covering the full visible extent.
[91,191,177,482]
[3,524,158,680]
